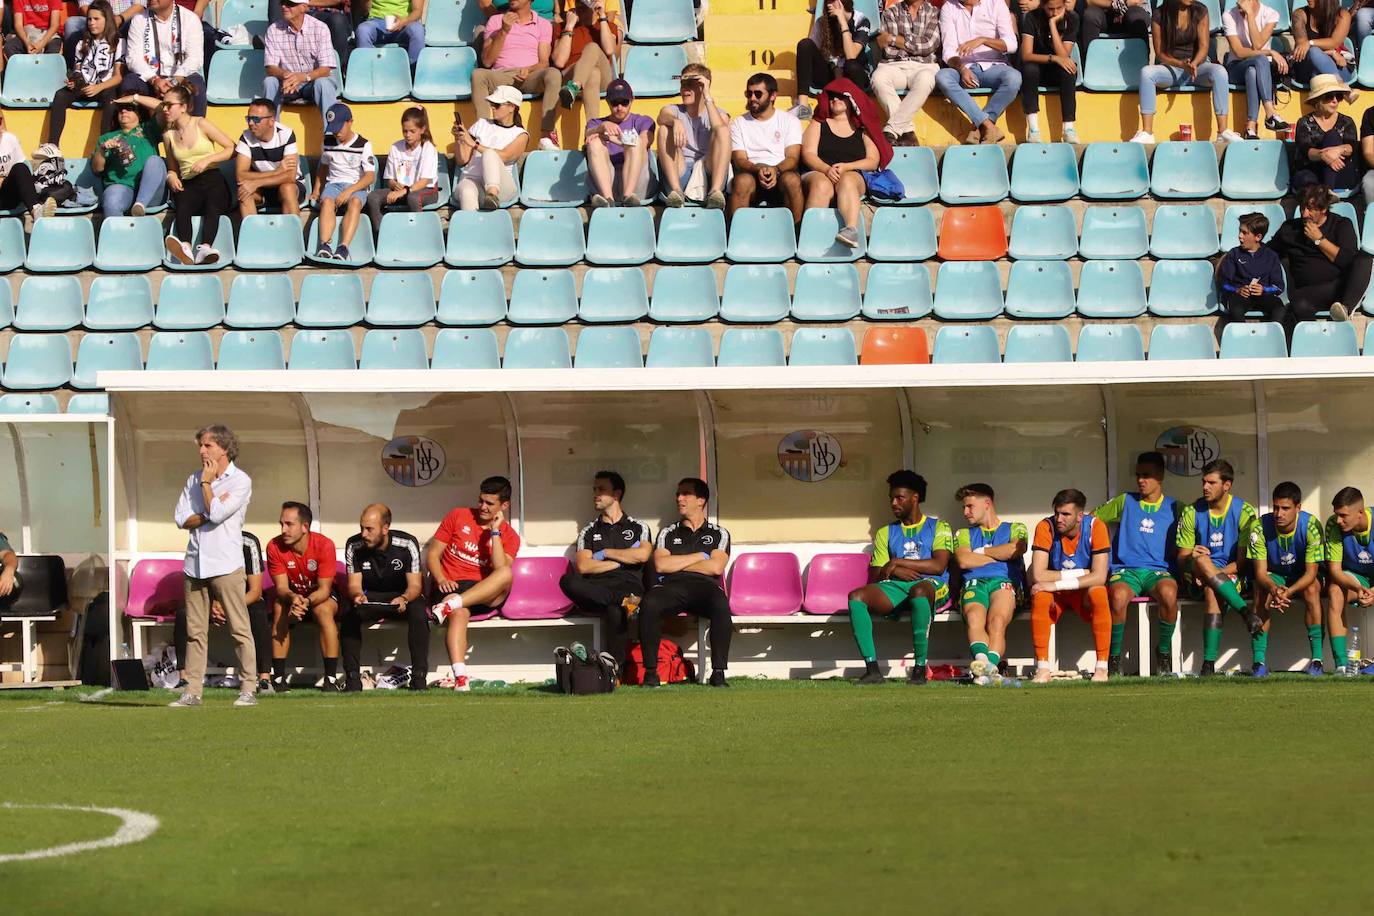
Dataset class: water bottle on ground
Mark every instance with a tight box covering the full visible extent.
[1348,626,1362,677]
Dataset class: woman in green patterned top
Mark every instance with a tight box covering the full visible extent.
[93,96,169,217]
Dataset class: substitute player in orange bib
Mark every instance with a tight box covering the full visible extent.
[1028,489,1113,683]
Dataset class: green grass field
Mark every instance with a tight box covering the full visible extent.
[5,678,1374,914]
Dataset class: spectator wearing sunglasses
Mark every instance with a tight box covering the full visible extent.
[728,72,804,225]
[234,98,307,219]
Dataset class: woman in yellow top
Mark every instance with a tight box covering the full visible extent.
[161,83,236,265]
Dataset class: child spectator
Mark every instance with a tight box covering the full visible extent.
[310,103,376,261]
[47,1,124,144]
[1217,211,1285,330]
[364,104,438,236]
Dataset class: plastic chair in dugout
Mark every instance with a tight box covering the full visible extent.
[802,553,869,614]
[727,553,804,616]
[501,557,576,619]
[859,326,930,365]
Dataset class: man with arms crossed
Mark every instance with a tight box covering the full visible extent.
[267,500,341,691]
[1249,481,1325,677]
[1028,489,1112,684]
[170,424,257,707]
[342,503,426,691]
[428,476,521,691]
[1325,486,1374,674]
[558,470,652,669]
[1092,451,1181,676]
[848,470,951,686]
[954,482,1027,684]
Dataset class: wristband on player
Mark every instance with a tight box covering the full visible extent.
[973,546,987,555]
[701,551,711,559]
[592,550,606,561]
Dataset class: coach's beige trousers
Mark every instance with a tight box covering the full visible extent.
[183,569,256,696]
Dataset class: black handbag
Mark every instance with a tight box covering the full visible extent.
[554,647,618,695]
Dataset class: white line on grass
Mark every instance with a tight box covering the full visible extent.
[0,803,159,864]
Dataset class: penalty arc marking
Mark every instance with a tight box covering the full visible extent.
[0,803,160,864]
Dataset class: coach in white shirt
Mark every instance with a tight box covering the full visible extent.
[170,424,257,707]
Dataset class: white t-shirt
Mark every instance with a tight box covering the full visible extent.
[0,132,25,180]
[1222,4,1279,50]
[383,139,439,187]
[459,119,527,183]
[729,109,804,167]
[74,37,123,85]
[319,133,375,187]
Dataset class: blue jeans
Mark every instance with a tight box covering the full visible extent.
[934,62,1022,127]
[354,18,425,65]
[1293,46,1353,84]
[1138,63,1229,116]
[1225,55,1274,121]
[1356,8,1374,52]
[100,155,168,217]
[260,74,340,119]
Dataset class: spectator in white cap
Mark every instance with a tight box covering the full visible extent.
[584,77,655,208]
[309,102,375,261]
[261,0,340,128]
[451,83,528,211]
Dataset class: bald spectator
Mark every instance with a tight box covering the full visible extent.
[341,504,427,691]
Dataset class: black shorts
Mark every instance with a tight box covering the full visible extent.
[430,579,497,616]
[257,180,307,209]
[751,182,791,209]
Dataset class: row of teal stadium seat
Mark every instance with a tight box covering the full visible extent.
[4,255,1366,328]
[3,321,1358,392]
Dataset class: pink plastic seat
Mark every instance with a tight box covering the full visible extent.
[500,556,575,619]
[802,553,870,615]
[727,552,803,616]
[124,559,186,621]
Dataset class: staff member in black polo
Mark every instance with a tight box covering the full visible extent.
[341,502,426,691]
[638,477,734,688]
[559,470,653,667]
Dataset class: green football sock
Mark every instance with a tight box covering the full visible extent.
[848,596,877,663]
[1211,576,1247,612]
[987,650,1002,667]
[910,597,932,667]
[1332,634,1349,668]
[970,640,990,661]
[1307,624,1324,662]
[1203,616,1223,662]
[1156,620,1177,655]
[1109,622,1125,656]
[1252,631,1268,665]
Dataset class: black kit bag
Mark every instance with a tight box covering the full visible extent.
[554,646,617,694]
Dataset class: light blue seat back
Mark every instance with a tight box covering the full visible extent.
[578,268,650,323]
[307,215,376,267]
[367,272,437,327]
[206,49,265,104]
[1220,321,1288,358]
[1004,325,1072,363]
[932,261,1003,321]
[432,328,501,368]
[1149,205,1220,258]
[288,330,357,370]
[789,327,857,366]
[1077,260,1148,318]
[342,47,413,102]
[519,150,589,207]
[445,210,515,266]
[0,393,61,413]
[1148,259,1220,316]
[720,264,790,322]
[147,331,215,370]
[15,276,82,331]
[868,208,937,262]
[65,394,110,414]
[575,326,644,368]
[717,328,786,366]
[1221,140,1291,199]
[649,266,720,322]
[796,209,866,262]
[504,327,573,368]
[939,145,1010,204]
[646,327,715,367]
[2,335,72,388]
[1005,261,1076,319]
[726,208,796,263]
[217,0,268,42]
[72,333,143,389]
[1079,206,1148,259]
[375,211,446,268]
[424,0,485,46]
[586,208,655,265]
[1080,142,1150,199]
[516,209,586,266]
[413,46,477,100]
[225,274,295,328]
[791,264,862,321]
[932,326,1001,364]
[86,275,154,330]
[360,329,429,369]
[165,216,236,270]
[438,269,508,325]
[156,275,225,329]
[0,218,24,271]
[507,270,579,324]
[1008,206,1078,260]
[95,216,164,272]
[234,214,305,269]
[297,274,366,327]
[886,147,939,204]
[1290,320,1360,356]
[1221,202,1285,249]
[1010,143,1080,202]
[623,44,690,96]
[217,331,287,369]
[1,54,66,107]
[627,0,696,41]
[1148,324,1217,360]
[1076,324,1146,361]
[862,262,933,320]
[25,217,95,273]
[1151,141,1222,199]
[656,208,726,263]
[1082,38,1149,91]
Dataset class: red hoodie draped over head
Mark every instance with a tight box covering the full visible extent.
[817,77,893,170]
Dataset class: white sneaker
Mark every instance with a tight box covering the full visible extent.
[452,674,470,692]
[538,136,559,152]
[429,594,459,624]
[1032,667,1054,684]
[1062,126,1080,144]
[233,691,257,707]
[1026,130,1042,144]
[165,235,194,265]
[194,243,219,265]
[1219,129,1245,143]
[1129,131,1155,144]
[969,653,996,680]
[131,201,146,217]
[168,693,202,707]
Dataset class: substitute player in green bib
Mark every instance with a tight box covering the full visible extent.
[1249,481,1325,677]
[849,470,952,686]
[1092,451,1181,676]
[953,483,1027,684]
[1324,486,1374,675]
[1176,459,1262,676]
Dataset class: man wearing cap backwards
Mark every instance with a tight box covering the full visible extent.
[472,0,562,150]
[261,0,340,130]
[309,102,376,261]
[584,77,655,208]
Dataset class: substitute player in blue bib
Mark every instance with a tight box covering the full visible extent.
[1248,481,1325,677]
[848,470,952,686]
[1176,459,1262,676]
[1092,451,1181,676]
[1324,486,1374,674]
[953,483,1027,684]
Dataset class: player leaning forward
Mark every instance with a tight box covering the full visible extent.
[1028,489,1113,683]
[848,470,952,686]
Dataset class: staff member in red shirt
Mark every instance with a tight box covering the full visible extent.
[266,500,340,692]
[426,476,521,692]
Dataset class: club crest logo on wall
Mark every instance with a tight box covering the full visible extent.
[777,430,842,483]
[1154,426,1220,477]
[381,436,445,487]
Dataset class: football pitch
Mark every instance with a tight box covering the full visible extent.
[5,678,1374,914]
